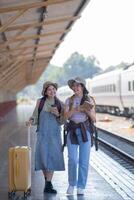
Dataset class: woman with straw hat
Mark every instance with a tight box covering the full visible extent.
[64,77,96,195]
[26,81,65,194]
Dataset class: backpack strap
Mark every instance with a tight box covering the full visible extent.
[37,96,62,131]
[54,96,62,113]
[37,96,46,131]
[38,97,46,116]
[87,96,98,151]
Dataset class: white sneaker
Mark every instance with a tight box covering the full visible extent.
[66,185,74,195]
[77,188,84,195]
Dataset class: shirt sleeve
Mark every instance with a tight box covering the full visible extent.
[29,99,40,125]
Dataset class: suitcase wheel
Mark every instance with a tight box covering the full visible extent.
[8,191,15,198]
[24,188,31,198]
[27,188,31,195]
[24,192,28,198]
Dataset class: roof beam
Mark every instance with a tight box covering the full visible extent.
[4,65,24,84]
[0,0,72,13]
[0,40,61,53]
[2,64,26,89]
[0,0,73,33]
[6,15,80,32]
[0,29,69,46]
[13,49,53,58]
[1,27,29,48]
[0,60,24,83]
[0,9,28,33]
[13,49,27,57]
[15,49,53,58]
[17,55,51,62]
[12,41,27,51]
[0,57,16,73]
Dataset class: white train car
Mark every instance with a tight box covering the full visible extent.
[57,68,134,117]
[91,66,134,117]
[91,69,124,114]
[121,66,134,116]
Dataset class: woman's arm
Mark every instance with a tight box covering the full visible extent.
[64,104,78,120]
[79,97,96,122]
[85,107,96,122]
[26,99,40,126]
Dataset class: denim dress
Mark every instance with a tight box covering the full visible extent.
[35,110,65,171]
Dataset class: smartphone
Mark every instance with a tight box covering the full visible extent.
[51,104,56,107]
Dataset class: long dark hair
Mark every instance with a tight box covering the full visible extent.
[80,94,89,105]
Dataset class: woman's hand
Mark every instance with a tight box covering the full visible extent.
[79,107,87,112]
[26,118,34,127]
[50,107,60,117]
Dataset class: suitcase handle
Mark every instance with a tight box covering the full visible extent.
[14,155,20,178]
[13,149,20,189]
[28,127,30,147]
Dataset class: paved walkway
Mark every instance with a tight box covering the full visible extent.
[31,150,124,200]
[0,104,125,200]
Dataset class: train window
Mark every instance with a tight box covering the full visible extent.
[105,85,107,92]
[92,84,117,93]
[113,84,116,92]
[100,86,102,93]
[128,81,131,91]
[107,85,109,92]
[105,85,106,92]
[110,84,112,92]
[107,85,108,92]
[101,86,103,93]
[108,85,111,92]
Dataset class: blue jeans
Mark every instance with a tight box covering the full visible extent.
[67,128,91,189]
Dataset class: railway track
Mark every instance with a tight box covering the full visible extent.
[96,127,134,174]
[91,127,134,200]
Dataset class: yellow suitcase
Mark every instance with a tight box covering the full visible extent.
[8,128,31,198]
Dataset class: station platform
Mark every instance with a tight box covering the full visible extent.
[96,113,134,142]
[0,104,132,200]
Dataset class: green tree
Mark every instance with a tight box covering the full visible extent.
[60,52,102,85]
[17,52,102,98]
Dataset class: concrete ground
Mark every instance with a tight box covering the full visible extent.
[0,104,125,200]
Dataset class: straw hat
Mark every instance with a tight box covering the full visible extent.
[68,77,89,94]
[41,81,58,96]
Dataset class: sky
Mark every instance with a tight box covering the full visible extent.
[51,0,134,70]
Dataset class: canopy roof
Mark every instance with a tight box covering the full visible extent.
[0,0,90,93]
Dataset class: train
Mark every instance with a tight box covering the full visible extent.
[57,65,134,118]
[91,65,134,118]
